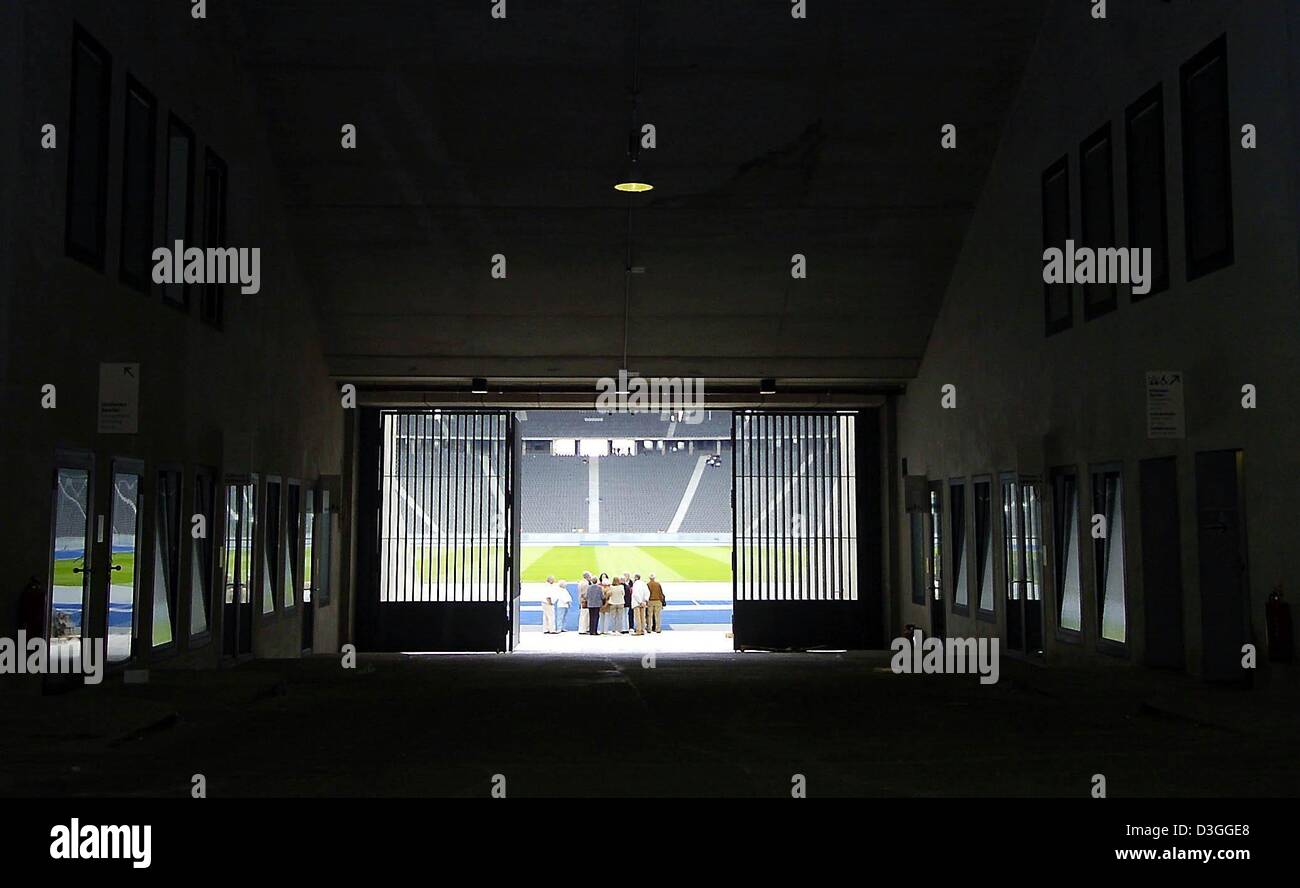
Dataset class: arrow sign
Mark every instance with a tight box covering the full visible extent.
[98,363,140,434]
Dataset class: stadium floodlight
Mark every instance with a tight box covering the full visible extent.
[759,378,777,395]
[471,377,489,394]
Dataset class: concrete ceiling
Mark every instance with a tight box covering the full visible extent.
[232,0,1045,384]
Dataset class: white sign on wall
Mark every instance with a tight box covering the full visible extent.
[1145,370,1185,439]
[97,363,140,434]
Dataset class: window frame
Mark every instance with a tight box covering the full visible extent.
[1079,122,1118,320]
[283,479,302,612]
[927,481,945,613]
[188,467,216,647]
[200,148,229,329]
[948,477,970,616]
[909,507,927,606]
[314,487,333,608]
[1125,84,1171,300]
[64,24,113,271]
[149,464,184,653]
[1089,461,1130,656]
[1180,34,1235,281]
[1041,155,1073,336]
[118,73,158,294]
[973,475,996,623]
[1050,466,1084,643]
[162,114,196,312]
[261,475,283,616]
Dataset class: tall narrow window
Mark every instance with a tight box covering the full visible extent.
[119,76,157,291]
[1126,85,1170,298]
[974,478,994,619]
[949,480,968,613]
[283,483,301,609]
[303,490,315,605]
[152,470,181,648]
[108,469,143,664]
[1091,465,1127,646]
[316,490,333,607]
[910,510,926,606]
[163,116,195,309]
[190,472,213,638]
[65,26,112,269]
[200,150,228,327]
[1080,123,1117,319]
[1042,156,1072,335]
[49,465,93,659]
[263,480,281,614]
[1181,35,1234,279]
[1001,476,1024,649]
[1052,469,1083,635]
[928,486,943,607]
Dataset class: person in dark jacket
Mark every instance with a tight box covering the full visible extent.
[585,578,604,635]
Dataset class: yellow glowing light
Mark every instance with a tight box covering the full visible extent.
[614,181,654,192]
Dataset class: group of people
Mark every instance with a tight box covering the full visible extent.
[540,571,667,636]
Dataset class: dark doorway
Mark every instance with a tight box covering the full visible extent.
[1195,450,1250,682]
[1140,457,1185,670]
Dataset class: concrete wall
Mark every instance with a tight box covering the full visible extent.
[895,0,1300,676]
[0,0,344,671]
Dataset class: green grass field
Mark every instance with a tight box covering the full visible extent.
[54,546,729,588]
[53,554,135,588]
[520,545,731,583]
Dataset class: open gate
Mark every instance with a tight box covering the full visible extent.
[732,410,880,650]
[359,409,518,652]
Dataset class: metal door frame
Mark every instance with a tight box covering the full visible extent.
[359,408,517,652]
[730,409,881,650]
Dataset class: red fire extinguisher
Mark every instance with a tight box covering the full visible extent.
[1266,585,1294,663]
[17,576,46,637]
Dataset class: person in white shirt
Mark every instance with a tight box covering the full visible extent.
[577,572,591,634]
[552,578,571,632]
[541,575,559,634]
[631,574,651,635]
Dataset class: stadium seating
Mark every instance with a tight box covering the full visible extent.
[520,453,588,532]
[678,452,732,531]
[517,450,731,533]
[599,452,698,532]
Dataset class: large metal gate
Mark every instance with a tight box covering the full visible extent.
[732,411,878,650]
[362,410,518,651]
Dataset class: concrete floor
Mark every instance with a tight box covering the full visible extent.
[2,653,1298,797]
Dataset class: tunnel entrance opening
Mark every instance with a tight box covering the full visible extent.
[355,406,883,653]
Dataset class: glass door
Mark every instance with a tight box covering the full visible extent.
[47,458,95,672]
[222,479,256,657]
[1002,475,1045,657]
[106,462,144,664]
[302,488,315,651]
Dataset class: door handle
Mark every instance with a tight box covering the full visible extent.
[73,566,89,575]
[110,564,123,572]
